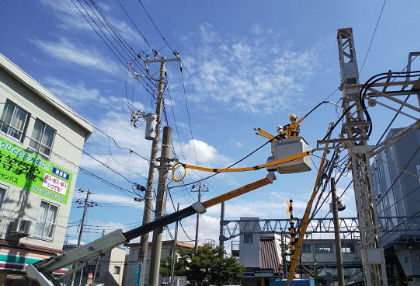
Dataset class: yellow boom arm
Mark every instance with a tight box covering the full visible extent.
[172,150,313,182]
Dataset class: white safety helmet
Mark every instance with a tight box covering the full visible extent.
[276,125,283,133]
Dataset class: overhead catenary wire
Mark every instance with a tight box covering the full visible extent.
[381,208,420,237]
[357,71,420,151]
[375,143,420,206]
[374,56,419,145]
[359,0,387,73]
[379,179,420,217]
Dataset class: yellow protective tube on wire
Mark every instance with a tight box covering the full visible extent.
[172,150,312,182]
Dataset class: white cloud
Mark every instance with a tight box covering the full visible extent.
[80,111,151,180]
[180,23,320,114]
[183,139,217,163]
[251,24,263,35]
[90,193,141,205]
[175,214,220,246]
[178,139,232,167]
[199,23,221,44]
[33,38,120,74]
[39,0,146,47]
[43,77,105,105]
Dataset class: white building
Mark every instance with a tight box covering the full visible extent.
[124,240,194,286]
[0,54,92,284]
[235,217,363,286]
[63,245,126,286]
[371,127,420,286]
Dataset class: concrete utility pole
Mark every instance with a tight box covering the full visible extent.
[71,189,92,286]
[170,203,180,286]
[219,202,225,248]
[192,183,208,252]
[138,54,179,286]
[148,126,172,286]
[331,178,345,286]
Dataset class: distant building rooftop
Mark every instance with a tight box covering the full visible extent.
[126,240,195,249]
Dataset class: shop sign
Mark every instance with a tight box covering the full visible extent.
[0,136,72,204]
[254,268,274,277]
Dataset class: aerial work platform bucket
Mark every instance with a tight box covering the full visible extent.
[266,137,311,174]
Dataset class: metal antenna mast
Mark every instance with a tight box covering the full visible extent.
[336,28,387,286]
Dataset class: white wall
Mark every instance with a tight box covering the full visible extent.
[0,63,90,251]
[239,217,260,268]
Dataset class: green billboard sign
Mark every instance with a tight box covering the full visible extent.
[0,136,72,204]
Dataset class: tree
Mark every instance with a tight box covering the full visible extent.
[160,244,245,286]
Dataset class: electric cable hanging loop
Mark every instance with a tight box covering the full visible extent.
[171,99,338,185]
[172,150,313,182]
[172,162,187,182]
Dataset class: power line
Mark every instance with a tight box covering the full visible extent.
[55,131,146,184]
[1,65,151,164]
[166,190,195,242]
[375,57,419,145]
[179,71,200,167]
[381,208,420,237]
[179,221,195,242]
[71,0,158,97]
[137,0,176,53]
[375,144,420,206]
[1,86,149,185]
[359,0,387,73]
[115,0,153,50]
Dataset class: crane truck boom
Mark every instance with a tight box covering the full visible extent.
[26,171,276,286]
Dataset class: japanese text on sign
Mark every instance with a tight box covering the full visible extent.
[0,136,73,204]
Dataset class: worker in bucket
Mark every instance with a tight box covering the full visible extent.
[284,114,300,138]
[276,125,287,139]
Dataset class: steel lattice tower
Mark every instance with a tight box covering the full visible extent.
[336,28,388,286]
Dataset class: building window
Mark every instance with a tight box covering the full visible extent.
[34,201,58,240]
[302,243,312,253]
[113,266,121,275]
[314,243,333,253]
[341,243,355,253]
[0,101,29,142]
[29,120,55,157]
[0,187,6,213]
[244,233,253,243]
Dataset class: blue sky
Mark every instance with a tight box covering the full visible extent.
[1,0,420,250]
